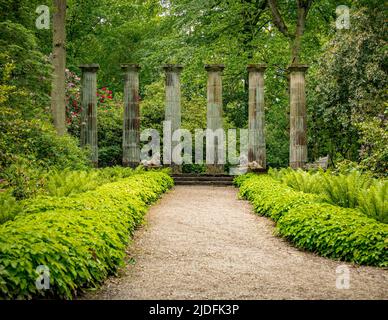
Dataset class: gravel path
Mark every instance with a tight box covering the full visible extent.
[84,186,387,300]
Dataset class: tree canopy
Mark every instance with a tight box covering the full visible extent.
[0,0,386,173]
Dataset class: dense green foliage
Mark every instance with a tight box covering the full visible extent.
[0,21,51,118]
[1,1,386,172]
[0,0,386,299]
[358,182,388,224]
[42,166,142,197]
[278,203,388,267]
[269,168,388,223]
[0,166,147,224]
[0,109,90,199]
[236,173,323,222]
[236,174,388,266]
[0,171,173,299]
[0,21,90,199]
[308,6,387,174]
[0,190,22,224]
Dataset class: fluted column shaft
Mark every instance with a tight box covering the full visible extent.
[247,64,266,169]
[289,64,309,169]
[163,64,183,173]
[205,64,224,174]
[122,64,141,168]
[80,64,99,167]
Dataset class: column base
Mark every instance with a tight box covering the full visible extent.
[123,161,140,169]
[206,164,224,175]
[171,164,182,174]
[290,161,307,170]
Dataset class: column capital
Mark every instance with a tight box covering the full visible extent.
[288,64,309,73]
[205,64,225,72]
[79,64,100,72]
[163,64,183,73]
[121,63,141,72]
[247,64,267,72]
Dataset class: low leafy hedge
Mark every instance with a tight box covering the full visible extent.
[0,166,144,225]
[236,174,388,267]
[0,190,22,224]
[278,203,388,266]
[236,174,324,222]
[0,171,173,299]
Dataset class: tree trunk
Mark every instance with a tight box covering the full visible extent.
[51,0,67,135]
[267,0,312,64]
[291,4,307,64]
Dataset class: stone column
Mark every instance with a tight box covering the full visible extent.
[247,64,266,169]
[163,64,183,174]
[79,64,99,167]
[122,64,141,168]
[205,64,224,174]
[288,64,309,169]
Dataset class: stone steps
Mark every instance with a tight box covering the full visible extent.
[171,174,235,186]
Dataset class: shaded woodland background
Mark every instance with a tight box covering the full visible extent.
[0,0,386,197]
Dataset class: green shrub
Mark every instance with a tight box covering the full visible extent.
[332,159,368,175]
[0,190,22,224]
[0,171,173,299]
[279,169,323,194]
[267,167,289,181]
[269,168,387,223]
[0,166,148,224]
[237,174,323,221]
[233,173,256,187]
[0,107,90,200]
[38,166,142,198]
[44,169,102,197]
[358,181,388,224]
[0,22,90,201]
[0,158,47,200]
[270,168,374,206]
[96,165,143,181]
[277,203,388,267]
[0,21,51,118]
[182,164,206,174]
[320,171,373,208]
[97,106,123,167]
[237,174,388,266]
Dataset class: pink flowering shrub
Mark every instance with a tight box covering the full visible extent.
[65,69,120,137]
[65,70,123,166]
[65,69,82,136]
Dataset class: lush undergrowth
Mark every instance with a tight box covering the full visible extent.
[0,171,173,299]
[269,168,387,223]
[0,166,147,225]
[235,174,388,267]
[0,190,22,224]
[43,166,143,197]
